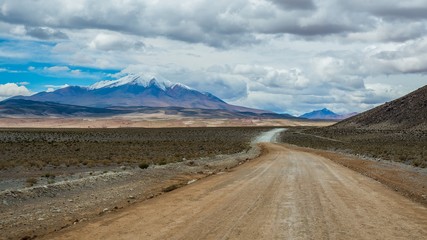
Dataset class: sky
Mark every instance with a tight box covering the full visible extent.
[0,0,426,115]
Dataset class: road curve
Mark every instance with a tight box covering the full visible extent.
[48,143,427,240]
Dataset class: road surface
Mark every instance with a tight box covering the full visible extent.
[49,135,427,239]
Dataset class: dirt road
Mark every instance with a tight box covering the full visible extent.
[48,143,427,240]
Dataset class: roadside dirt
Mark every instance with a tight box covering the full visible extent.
[283,144,427,206]
[46,143,427,240]
[0,145,261,240]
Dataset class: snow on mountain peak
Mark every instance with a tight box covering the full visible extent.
[89,73,181,91]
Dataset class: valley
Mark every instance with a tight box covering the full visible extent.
[1,1,426,239]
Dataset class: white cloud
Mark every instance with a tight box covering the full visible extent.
[0,83,32,100]
[44,66,70,72]
[0,67,21,73]
[44,84,69,93]
[89,33,145,51]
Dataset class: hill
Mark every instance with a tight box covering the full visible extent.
[0,99,128,117]
[300,108,357,120]
[0,99,297,119]
[333,85,427,130]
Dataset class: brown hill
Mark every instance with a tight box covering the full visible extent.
[333,85,427,130]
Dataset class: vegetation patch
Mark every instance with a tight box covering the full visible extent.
[162,184,182,193]
[280,127,427,168]
[0,127,270,170]
[138,163,149,169]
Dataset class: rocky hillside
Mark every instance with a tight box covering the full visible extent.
[333,85,427,130]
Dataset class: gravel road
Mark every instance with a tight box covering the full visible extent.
[48,141,427,240]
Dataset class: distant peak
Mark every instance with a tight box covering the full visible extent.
[320,108,333,112]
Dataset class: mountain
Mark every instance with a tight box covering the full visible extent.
[12,73,269,114]
[0,99,128,117]
[0,99,296,119]
[332,85,427,130]
[300,108,357,120]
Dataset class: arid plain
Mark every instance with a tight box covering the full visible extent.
[1,116,426,239]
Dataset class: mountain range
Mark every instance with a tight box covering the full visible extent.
[299,108,357,120]
[4,73,300,119]
[12,73,267,114]
[4,73,373,121]
[0,99,298,119]
[333,85,427,130]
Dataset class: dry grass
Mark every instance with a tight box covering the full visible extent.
[280,127,427,168]
[0,127,271,170]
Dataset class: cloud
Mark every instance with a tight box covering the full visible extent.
[44,66,70,72]
[369,38,427,74]
[27,65,105,80]
[342,1,427,20]
[233,64,310,91]
[25,26,68,40]
[0,68,23,73]
[347,22,427,42]
[3,0,424,47]
[44,84,69,92]
[89,33,145,51]
[268,0,316,10]
[0,83,32,100]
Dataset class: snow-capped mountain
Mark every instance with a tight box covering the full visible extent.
[12,73,269,113]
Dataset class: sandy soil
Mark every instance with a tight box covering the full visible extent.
[46,143,427,240]
[288,145,427,206]
[0,117,333,128]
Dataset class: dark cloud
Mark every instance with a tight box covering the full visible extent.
[269,0,316,10]
[374,7,427,20]
[25,26,68,40]
[0,0,411,48]
[266,22,357,36]
[341,1,427,20]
